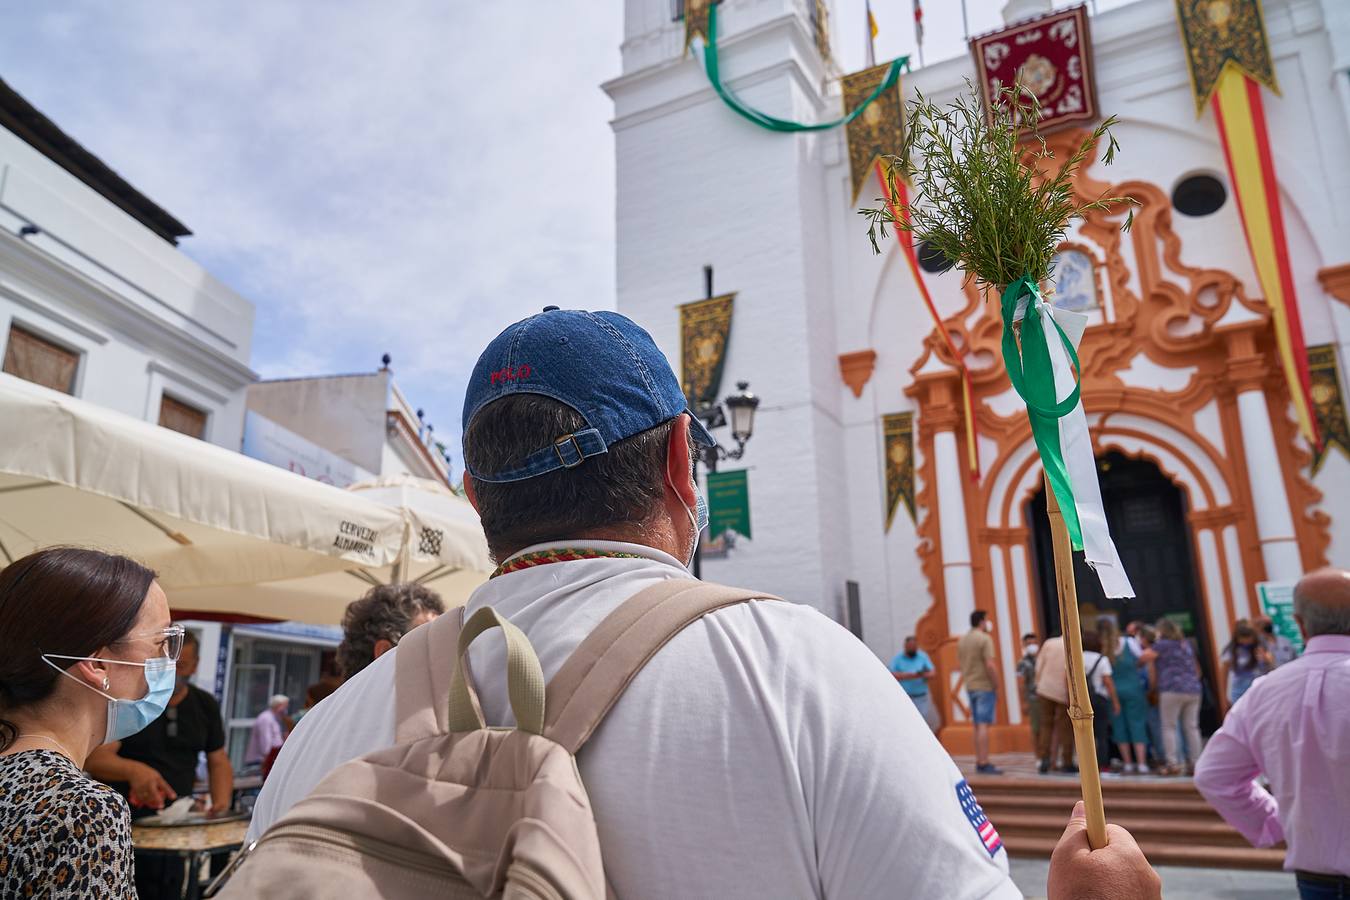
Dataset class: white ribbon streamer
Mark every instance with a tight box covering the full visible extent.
[1044,304,1135,599]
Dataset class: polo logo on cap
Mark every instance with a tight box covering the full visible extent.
[490,364,532,385]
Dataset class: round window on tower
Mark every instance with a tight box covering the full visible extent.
[917,240,955,274]
[1171,174,1227,217]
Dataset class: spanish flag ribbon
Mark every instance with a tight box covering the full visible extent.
[876,162,981,479]
[1211,67,1320,446]
[1174,0,1319,447]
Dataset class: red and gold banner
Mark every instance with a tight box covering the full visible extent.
[969,5,1098,132]
[1178,1,1319,445]
[875,162,981,478]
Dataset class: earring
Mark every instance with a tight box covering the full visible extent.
[102,676,110,690]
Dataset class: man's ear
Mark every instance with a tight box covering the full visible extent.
[372,638,395,660]
[1292,614,1308,643]
[463,474,480,512]
[666,415,698,507]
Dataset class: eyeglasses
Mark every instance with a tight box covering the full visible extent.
[115,625,187,661]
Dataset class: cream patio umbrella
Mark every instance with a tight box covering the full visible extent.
[170,477,494,622]
[0,374,490,623]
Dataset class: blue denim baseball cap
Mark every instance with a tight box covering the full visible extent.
[462,307,716,483]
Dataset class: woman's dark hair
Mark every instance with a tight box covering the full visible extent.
[464,394,680,562]
[1225,619,1259,667]
[0,547,156,750]
[1081,630,1103,654]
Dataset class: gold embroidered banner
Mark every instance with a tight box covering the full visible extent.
[680,293,735,411]
[884,412,916,530]
[1174,0,1278,112]
[844,62,904,203]
[684,0,721,51]
[812,0,832,64]
[1309,344,1350,474]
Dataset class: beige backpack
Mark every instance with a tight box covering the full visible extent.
[213,580,774,899]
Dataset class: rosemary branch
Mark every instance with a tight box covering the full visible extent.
[860,81,1135,292]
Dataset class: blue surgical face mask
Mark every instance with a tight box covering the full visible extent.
[43,654,177,743]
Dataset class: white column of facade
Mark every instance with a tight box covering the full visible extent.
[1219,320,1306,584]
[1234,388,1303,582]
[933,428,977,635]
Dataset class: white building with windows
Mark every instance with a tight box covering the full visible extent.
[606,0,1350,753]
[0,77,256,446]
[242,363,455,490]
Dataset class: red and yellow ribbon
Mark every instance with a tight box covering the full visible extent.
[1211,68,1320,446]
[876,161,981,478]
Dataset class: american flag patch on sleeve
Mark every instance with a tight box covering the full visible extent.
[956,779,1003,857]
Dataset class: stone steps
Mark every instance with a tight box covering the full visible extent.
[965,773,1286,871]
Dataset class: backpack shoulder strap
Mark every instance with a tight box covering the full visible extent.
[394,605,473,743]
[543,579,780,754]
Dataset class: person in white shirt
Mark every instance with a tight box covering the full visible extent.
[248,307,1160,900]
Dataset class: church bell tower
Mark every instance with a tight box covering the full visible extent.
[605,0,858,623]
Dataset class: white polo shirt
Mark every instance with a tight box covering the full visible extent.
[249,541,1018,899]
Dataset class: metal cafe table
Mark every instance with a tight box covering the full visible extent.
[131,814,250,900]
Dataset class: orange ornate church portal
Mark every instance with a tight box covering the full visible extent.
[901,129,1330,755]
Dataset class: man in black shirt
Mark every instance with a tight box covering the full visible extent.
[87,630,233,813]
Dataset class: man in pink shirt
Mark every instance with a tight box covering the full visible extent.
[244,694,289,768]
[1194,568,1350,899]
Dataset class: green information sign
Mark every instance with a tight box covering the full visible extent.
[1256,581,1305,655]
[706,469,751,539]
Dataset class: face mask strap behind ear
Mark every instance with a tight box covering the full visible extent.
[665,467,707,570]
[41,654,169,702]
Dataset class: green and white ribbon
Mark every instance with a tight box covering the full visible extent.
[695,3,907,133]
[1002,276,1135,600]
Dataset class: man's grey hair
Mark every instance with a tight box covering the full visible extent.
[1295,578,1350,637]
[338,582,445,679]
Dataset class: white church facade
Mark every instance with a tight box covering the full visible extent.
[606,0,1350,752]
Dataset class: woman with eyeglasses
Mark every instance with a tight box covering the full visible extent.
[0,547,183,899]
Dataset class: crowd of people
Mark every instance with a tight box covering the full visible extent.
[0,309,1343,898]
[888,572,1348,899]
[891,605,1306,779]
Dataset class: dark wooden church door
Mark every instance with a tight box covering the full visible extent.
[1027,451,1220,732]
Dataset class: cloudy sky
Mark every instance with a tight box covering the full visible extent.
[0,0,1108,465]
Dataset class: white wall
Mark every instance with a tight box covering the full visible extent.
[0,123,256,448]
[610,0,1350,661]
[609,0,853,617]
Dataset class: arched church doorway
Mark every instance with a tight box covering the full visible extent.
[1026,451,1220,734]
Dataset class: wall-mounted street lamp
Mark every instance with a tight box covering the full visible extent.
[692,380,760,577]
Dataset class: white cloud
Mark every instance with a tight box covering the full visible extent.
[1,1,623,461]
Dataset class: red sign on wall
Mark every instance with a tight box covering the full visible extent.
[970,5,1098,132]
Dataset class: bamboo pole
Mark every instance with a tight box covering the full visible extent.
[1043,472,1109,850]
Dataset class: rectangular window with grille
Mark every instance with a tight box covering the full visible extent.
[673,0,685,21]
[2,324,80,394]
[159,393,208,439]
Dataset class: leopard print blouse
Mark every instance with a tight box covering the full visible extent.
[0,749,135,899]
